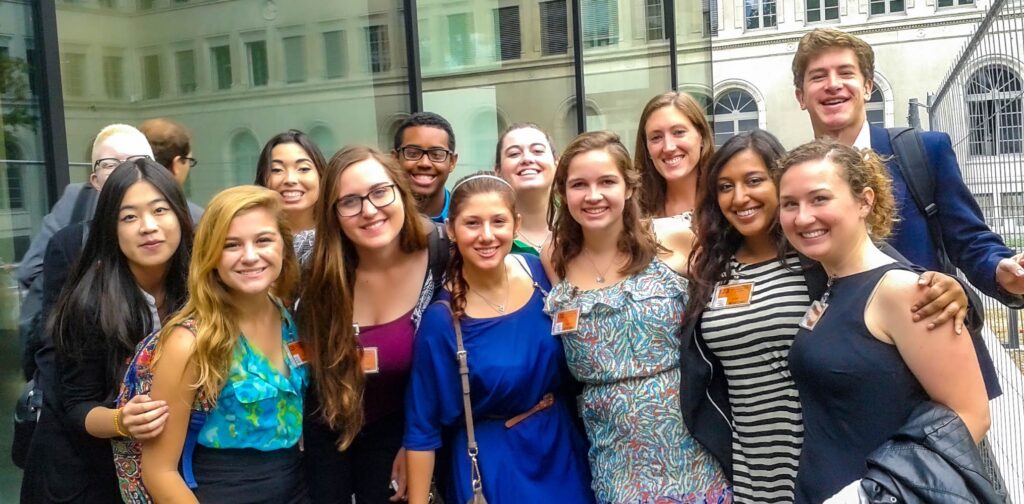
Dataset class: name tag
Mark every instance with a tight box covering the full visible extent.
[552,308,580,335]
[711,282,755,309]
[799,300,829,331]
[360,347,380,374]
[286,341,308,367]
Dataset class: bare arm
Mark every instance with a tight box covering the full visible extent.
[406,449,436,504]
[867,270,990,442]
[540,241,559,284]
[141,327,201,503]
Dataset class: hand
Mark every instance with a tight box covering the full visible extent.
[120,394,169,440]
[995,253,1024,295]
[390,447,408,501]
[911,271,968,335]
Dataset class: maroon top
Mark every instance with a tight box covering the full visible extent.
[358,308,416,425]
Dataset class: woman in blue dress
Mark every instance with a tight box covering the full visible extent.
[405,172,594,504]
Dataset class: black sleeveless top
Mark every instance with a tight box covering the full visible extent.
[789,262,928,504]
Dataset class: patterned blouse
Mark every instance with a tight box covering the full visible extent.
[198,306,308,451]
[545,258,731,504]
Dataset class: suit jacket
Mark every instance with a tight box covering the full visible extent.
[870,125,1022,307]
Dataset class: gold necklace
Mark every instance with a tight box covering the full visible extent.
[468,264,509,313]
[582,248,617,284]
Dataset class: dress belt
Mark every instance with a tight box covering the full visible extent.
[494,393,555,429]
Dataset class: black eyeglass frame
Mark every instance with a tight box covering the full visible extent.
[92,155,152,172]
[396,145,454,163]
[334,183,398,218]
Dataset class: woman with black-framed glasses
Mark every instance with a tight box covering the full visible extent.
[298,146,449,503]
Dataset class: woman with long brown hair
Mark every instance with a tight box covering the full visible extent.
[299,146,447,503]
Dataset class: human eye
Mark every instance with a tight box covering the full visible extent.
[257,236,276,245]
[780,200,797,209]
[673,128,687,137]
[269,165,284,174]
[153,205,171,215]
[223,240,240,250]
[427,149,448,162]
[648,133,662,143]
[747,176,765,186]
[530,146,547,155]
[717,182,733,193]
[338,197,360,211]
[119,213,137,223]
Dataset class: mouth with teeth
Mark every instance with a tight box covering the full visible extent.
[361,219,387,231]
[516,167,541,177]
[660,154,686,169]
[734,207,761,220]
[280,190,304,203]
[820,97,849,111]
[410,173,438,189]
[236,266,268,278]
[581,207,609,216]
[799,229,828,239]
[475,246,499,259]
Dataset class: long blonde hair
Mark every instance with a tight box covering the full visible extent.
[157,185,299,403]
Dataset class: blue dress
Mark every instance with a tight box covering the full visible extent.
[404,254,595,504]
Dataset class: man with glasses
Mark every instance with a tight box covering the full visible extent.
[140,117,204,223]
[393,112,458,223]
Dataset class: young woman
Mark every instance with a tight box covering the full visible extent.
[20,159,193,503]
[682,130,971,503]
[542,131,731,503]
[141,185,306,502]
[494,122,558,255]
[299,146,448,503]
[405,172,594,504]
[776,139,990,503]
[633,91,715,223]
[255,129,327,264]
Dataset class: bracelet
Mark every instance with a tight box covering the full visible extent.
[113,407,130,438]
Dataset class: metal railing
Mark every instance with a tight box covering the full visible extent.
[930,0,1024,500]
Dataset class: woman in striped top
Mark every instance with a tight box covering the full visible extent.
[680,130,971,503]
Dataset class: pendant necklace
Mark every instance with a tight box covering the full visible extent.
[516,230,549,252]
[469,264,510,314]
[582,247,616,284]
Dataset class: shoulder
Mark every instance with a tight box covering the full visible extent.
[160,325,198,359]
[652,217,693,250]
[873,268,921,307]
[419,301,455,331]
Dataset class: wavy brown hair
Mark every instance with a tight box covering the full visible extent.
[298,145,428,449]
[686,130,790,323]
[775,139,897,241]
[548,131,659,279]
[792,28,875,90]
[634,91,715,217]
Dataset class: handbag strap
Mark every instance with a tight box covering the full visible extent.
[436,300,484,496]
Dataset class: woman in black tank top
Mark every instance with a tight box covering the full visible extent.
[775,139,990,503]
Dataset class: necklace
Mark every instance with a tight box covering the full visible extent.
[468,264,510,313]
[582,248,616,283]
[516,230,549,251]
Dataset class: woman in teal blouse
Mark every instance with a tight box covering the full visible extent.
[142,185,308,503]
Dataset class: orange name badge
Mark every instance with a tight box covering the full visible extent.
[287,341,308,367]
[359,347,380,374]
[711,282,755,309]
[552,308,580,335]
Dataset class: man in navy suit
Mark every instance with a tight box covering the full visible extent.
[792,28,1024,303]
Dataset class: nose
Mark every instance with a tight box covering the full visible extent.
[360,197,379,217]
[284,167,298,185]
[794,203,815,226]
[586,184,603,202]
[732,186,750,207]
[480,222,495,241]
[663,136,678,152]
[826,71,842,90]
[242,241,259,262]
[416,153,433,168]
[139,212,159,234]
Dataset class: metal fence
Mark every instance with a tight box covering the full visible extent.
[930,0,1024,500]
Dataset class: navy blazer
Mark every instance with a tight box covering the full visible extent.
[870,125,1022,307]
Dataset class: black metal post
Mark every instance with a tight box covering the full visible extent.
[33,0,70,202]
[403,0,423,113]
[570,0,586,134]
[666,0,678,91]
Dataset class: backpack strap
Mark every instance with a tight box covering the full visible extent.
[887,127,955,274]
[427,223,450,295]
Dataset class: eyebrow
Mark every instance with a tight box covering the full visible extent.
[340,181,392,198]
[272,157,313,164]
[120,198,168,212]
[224,230,278,241]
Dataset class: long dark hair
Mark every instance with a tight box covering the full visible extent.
[254,129,328,186]
[686,130,788,322]
[51,157,192,387]
[446,171,518,320]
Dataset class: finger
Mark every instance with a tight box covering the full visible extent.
[927,302,960,330]
[125,405,169,427]
[131,414,169,439]
[955,306,967,335]
[917,271,936,287]
[914,290,954,320]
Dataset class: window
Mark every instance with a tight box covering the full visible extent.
[870,0,904,14]
[5,140,24,210]
[866,89,884,127]
[713,90,759,147]
[322,31,346,79]
[938,0,973,6]
[1002,192,1024,226]
[705,0,718,36]
[746,0,777,29]
[99,0,117,7]
[582,0,618,48]
[975,193,994,217]
[646,0,665,41]
[62,52,86,97]
[246,40,268,87]
[230,131,261,184]
[211,44,231,90]
[142,54,161,99]
[137,0,154,10]
[540,1,568,55]
[102,55,124,98]
[283,36,306,83]
[806,0,839,22]
[447,14,473,66]
[967,64,1023,156]
[175,49,196,94]
[494,6,521,61]
[365,25,390,73]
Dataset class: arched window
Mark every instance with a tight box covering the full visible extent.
[967,64,1023,155]
[712,89,758,147]
[230,130,261,185]
[866,88,885,127]
[308,125,336,157]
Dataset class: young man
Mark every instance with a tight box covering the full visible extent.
[792,28,1024,303]
[139,117,204,223]
[392,112,458,222]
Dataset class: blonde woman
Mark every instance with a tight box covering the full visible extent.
[141,186,307,503]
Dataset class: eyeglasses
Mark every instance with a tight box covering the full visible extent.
[183,157,198,168]
[93,155,152,172]
[335,184,397,217]
[397,146,453,163]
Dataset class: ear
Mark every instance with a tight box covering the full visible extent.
[449,152,459,170]
[859,187,875,217]
[513,214,522,235]
[795,88,807,111]
[89,172,102,192]
[864,80,875,101]
[445,217,455,239]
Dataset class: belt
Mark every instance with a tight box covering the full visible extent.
[502,393,555,429]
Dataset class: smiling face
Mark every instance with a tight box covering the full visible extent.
[717,149,778,239]
[91,133,155,191]
[449,192,518,272]
[497,127,556,194]
[217,207,284,297]
[397,125,456,200]
[117,180,183,281]
[779,158,873,266]
[645,105,703,184]
[265,142,321,221]
[564,149,630,234]
[796,48,873,141]
[336,157,406,252]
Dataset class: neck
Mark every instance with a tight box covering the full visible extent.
[355,238,404,272]
[820,232,889,278]
[815,116,865,147]
[419,189,446,218]
[517,189,550,238]
[736,232,777,263]
[286,208,315,232]
[664,173,697,217]
[132,263,168,302]
[230,290,276,319]
[462,257,507,292]
[581,222,622,254]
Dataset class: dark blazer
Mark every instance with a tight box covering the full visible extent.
[871,125,1023,307]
